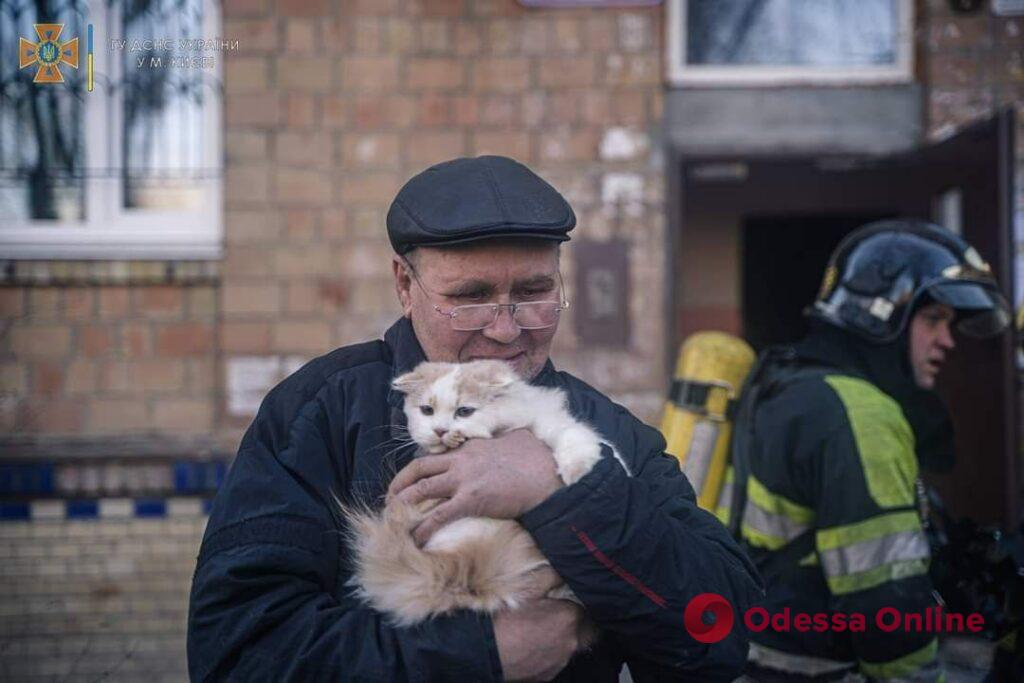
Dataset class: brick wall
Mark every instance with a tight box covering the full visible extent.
[219,0,667,436]
[0,517,205,681]
[0,267,219,438]
[0,4,1016,448]
[923,0,1023,292]
[924,0,1024,153]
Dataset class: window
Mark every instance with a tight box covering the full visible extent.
[1,0,222,259]
[667,0,914,87]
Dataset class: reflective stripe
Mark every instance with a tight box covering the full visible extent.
[826,558,928,595]
[820,529,930,578]
[817,511,929,594]
[742,499,811,546]
[798,551,819,566]
[859,638,939,681]
[715,485,734,526]
[748,475,814,524]
[714,467,734,525]
[817,510,922,551]
[824,375,918,508]
[749,642,856,676]
[717,471,735,510]
[741,476,814,550]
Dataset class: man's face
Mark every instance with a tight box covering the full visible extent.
[393,241,561,379]
[908,302,957,389]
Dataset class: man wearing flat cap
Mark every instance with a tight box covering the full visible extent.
[188,156,762,681]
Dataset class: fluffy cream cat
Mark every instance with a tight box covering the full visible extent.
[344,359,627,631]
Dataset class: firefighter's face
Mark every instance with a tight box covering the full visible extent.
[909,302,957,389]
[393,241,561,380]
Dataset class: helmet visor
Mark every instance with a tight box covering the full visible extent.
[927,281,1011,338]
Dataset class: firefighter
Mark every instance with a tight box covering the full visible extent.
[726,220,1011,681]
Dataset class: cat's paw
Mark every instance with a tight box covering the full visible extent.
[557,460,592,486]
[426,443,449,454]
[552,435,604,485]
[442,430,467,449]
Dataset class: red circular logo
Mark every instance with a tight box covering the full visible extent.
[684,593,735,643]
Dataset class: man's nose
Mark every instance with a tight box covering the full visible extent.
[481,306,521,343]
[938,323,956,350]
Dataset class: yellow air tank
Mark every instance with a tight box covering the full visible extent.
[659,332,755,513]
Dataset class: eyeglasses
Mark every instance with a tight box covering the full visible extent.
[404,261,570,331]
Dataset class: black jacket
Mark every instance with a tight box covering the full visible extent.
[187,318,762,682]
[729,325,941,681]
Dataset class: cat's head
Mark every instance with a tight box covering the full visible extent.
[391,360,520,454]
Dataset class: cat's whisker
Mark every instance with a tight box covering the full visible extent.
[371,435,416,456]
[381,442,416,462]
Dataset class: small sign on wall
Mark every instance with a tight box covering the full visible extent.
[573,240,631,348]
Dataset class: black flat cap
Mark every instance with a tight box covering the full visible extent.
[386,156,575,254]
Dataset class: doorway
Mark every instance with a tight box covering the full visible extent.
[741,213,890,351]
[672,110,1018,527]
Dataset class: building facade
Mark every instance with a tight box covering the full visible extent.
[0,0,1020,678]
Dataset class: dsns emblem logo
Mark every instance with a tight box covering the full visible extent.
[19,24,79,84]
[684,593,735,644]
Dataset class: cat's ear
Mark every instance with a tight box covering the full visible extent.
[392,362,448,394]
[469,360,519,389]
[391,369,425,394]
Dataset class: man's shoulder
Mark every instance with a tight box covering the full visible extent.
[282,339,391,393]
[768,370,911,445]
[551,369,613,410]
[257,338,392,425]
[550,369,648,435]
[818,374,909,430]
[760,369,858,437]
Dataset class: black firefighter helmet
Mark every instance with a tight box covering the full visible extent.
[810,219,1010,343]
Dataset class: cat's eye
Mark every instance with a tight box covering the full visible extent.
[420,405,434,416]
[455,406,475,418]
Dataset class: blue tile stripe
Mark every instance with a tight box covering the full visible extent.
[135,499,166,517]
[66,500,99,519]
[0,497,214,521]
[0,463,55,495]
[0,502,30,520]
[174,461,228,493]
[0,459,230,497]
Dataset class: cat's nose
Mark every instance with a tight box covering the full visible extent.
[434,428,447,438]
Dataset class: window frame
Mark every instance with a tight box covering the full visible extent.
[1,0,223,260]
[666,0,915,88]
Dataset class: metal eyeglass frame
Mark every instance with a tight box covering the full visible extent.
[402,258,570,331]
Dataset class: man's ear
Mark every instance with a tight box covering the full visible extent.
[393,255,413,317]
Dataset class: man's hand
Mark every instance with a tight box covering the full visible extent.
[387,429,563,546]
[493,599,583,682]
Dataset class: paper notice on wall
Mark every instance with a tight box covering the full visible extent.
[227,356,282,417]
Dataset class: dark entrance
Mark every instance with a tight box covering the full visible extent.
[674,110,1018,527]
[741,214,889,351]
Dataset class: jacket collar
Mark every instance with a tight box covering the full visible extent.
[384,317,426,409]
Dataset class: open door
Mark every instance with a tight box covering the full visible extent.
[885,110,1018,528]
[676,108,1017,527]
